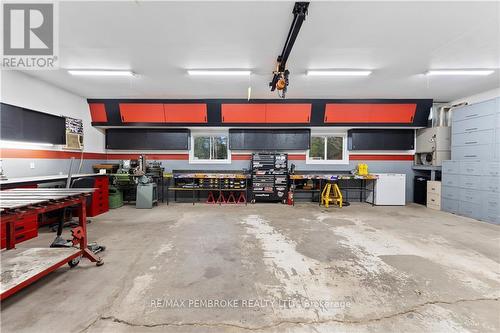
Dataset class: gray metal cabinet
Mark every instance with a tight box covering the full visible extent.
[452,130,495,147]
[442,97,500,225]
[452,114,497,134]
[451,98,497,122]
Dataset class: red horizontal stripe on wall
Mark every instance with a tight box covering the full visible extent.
[289,154,306,160]
[0,149,190,160]
[232,154,251,160]
[349,154,414,161]
[0,149,104,159]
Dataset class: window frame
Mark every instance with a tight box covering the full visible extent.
[306,132,348,165]
[189,131,231,164]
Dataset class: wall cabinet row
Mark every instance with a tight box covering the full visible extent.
[221,104,311,123]
[118,103,207,123]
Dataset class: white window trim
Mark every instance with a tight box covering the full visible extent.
[189,132,231,164]
[306,133,349,165]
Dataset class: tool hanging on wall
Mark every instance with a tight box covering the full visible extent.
[269,2,309,98]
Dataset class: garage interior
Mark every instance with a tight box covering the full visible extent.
[0,1,499,332]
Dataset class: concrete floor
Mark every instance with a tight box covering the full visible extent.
[1,203,499,333]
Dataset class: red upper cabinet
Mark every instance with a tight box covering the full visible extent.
[89,103,107,122]
[324,104,416,123]
[119,103,165,123]
[265,104,311,123]
[221,104,267,123]
[164,104,207,123]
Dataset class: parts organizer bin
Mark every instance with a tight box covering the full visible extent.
[251,153,288,202]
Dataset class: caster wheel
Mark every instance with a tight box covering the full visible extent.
[68,256,81,268]
[96,259,104,266]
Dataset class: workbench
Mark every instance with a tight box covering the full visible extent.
[0,173,101,188]
[167,171,250,205]
[289,173,378,206]
[0,188,103,300]
[0,174,109,217]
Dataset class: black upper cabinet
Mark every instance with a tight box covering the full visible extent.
[106,128,189,150]
[348,129,415,150]
[0,103,66,144]
[229,129,310,150]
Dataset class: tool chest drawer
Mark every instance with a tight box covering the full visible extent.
[482,192,500,224]
[459,175,482,190]
[441,186,459,200]
[14,228,38,244]
[427,181,441,195]
[459,201,482,220]
[481,176,500,192]
[482,212,500,224]
[442,160,459,174]
[459,161,483,175]
[442,198,459,214]
[452,130,494,147]
[88,176,109,217]
[459,188,482,205]
[483,192,499,211]
[452,144,493,160]
[442,173,460,187]
[452,98,498,122]
[483,162,500,177]
[452,114,497,134]
[426,192,441,208]
[1,214,39,249]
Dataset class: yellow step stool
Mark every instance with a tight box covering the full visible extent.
[321,183,343,208]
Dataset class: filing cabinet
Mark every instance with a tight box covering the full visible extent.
[426,181,441,210]
[442,97,500,225]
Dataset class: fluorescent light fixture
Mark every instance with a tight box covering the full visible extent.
[306,70,372,76]
[426,70,494,76]
[0,140,55,149]
[187,70,251,76]
[68,70,134,76]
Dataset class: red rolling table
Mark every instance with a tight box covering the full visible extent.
[0,188,103,301]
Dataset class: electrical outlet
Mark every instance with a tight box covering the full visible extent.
[30,162,35,169]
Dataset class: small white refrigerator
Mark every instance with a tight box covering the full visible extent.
[366,173,406,205]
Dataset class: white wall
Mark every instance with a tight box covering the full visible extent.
[0,71,105,153]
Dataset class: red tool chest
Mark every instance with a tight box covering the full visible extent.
[87,175,109,217]
[1,214,38,249]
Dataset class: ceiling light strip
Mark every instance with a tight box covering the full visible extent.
[306,70,372,76]
[187,70,251,76]
[68,70,134,76]
[426,70,494,76]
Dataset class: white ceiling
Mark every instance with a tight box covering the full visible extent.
[22,1,500,101]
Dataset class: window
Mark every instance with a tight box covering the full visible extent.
[307,134,348,164]
[190,134,230,163]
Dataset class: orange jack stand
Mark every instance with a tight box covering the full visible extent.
[206,191,216,204]
[216,192,226,204]
[226,192,237,204]
[237,192,246,204]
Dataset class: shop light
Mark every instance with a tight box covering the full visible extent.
[187,70,251,76]
[426,70,494,76]
[68,70,135,76]
[306,70,372,76]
